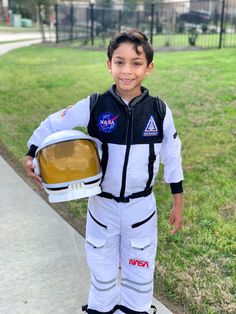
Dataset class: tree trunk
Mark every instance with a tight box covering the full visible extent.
[0,0,4,23]
[38,4,46,42]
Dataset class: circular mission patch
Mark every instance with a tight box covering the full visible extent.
[97,112,120,133]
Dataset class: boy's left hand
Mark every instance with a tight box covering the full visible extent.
[169,204,183,235]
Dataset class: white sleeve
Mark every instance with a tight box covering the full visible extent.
[160,104,184,184]
[27,96,90,148]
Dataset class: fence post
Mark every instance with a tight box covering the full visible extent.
[219,0,226,49]
[150,2,155,45]
[55,4,59,44]
[70,4,74,41]
[90,2,94,46]
[137,11,140,30]
[118,10,122,32]
[86,7,89,38]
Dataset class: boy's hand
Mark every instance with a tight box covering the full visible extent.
[24,156,43,189]
[169,193,183,235]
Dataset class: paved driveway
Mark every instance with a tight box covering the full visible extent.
[0,39,42,55]
[0,31,42,42]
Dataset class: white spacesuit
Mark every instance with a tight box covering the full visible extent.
[26,85,183,313]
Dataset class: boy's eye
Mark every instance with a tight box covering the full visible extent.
[133,62,142,67]
[115,60,124,65]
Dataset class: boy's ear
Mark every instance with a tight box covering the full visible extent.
[145,62,154,76]
[107,60,112,72]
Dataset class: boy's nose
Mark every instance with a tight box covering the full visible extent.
[122,63,132,73]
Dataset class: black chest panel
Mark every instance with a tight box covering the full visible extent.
[87,90,164,145]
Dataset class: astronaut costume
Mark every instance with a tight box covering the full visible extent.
[27,85,183,314]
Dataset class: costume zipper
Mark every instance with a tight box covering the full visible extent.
[119,105,133,198]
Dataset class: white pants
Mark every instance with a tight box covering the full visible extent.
[85,193,158,313]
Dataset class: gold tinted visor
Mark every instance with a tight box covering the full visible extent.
[37,139,101,185]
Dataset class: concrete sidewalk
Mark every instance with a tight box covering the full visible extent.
[0,155,90,313]
[0,155,173,313]
[0,31,42,42]
[0,39,42,55]
[0,30,55,44]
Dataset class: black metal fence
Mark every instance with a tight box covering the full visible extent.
[55,0,236,49]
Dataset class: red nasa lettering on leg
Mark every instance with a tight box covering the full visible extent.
[129,258,149,268]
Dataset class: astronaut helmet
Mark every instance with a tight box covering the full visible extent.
[34,130,102,203]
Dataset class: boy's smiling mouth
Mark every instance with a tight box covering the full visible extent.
[121,78,134,83]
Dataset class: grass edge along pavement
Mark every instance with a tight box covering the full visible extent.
[0,45,235,314]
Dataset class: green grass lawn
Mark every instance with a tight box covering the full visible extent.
[0,45,235,313]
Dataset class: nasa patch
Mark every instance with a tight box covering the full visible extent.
[143,115,159,137]
[97,112,120,133]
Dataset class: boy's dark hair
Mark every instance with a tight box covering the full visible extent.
[107,30,154,65]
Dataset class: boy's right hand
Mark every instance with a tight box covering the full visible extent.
[24,156,43,189]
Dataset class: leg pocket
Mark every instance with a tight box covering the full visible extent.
[130,237,151,261]
[85,209,110,268]
[86,235,109,269]
[127,209,157,269]
[86,217,119,273]
[86,235,107,249]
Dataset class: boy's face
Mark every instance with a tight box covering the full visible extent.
[107,42,154,101]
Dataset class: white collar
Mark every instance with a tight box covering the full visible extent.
[122,98,129,105]
[115,89,129,105]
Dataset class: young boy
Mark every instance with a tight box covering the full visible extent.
[24,30,183,314]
